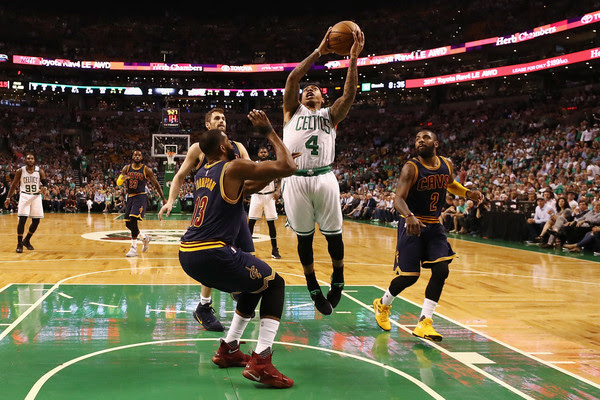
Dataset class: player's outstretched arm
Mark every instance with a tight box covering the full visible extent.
[158,143,201,220]
[394,163,426,236]
[283,27,334,122]
[330,28,365,127]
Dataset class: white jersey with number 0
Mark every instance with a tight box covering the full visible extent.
[283,104,336,169]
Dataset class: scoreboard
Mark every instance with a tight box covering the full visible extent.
[161,108,181,129]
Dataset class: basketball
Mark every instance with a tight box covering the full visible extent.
[327,20,360,56]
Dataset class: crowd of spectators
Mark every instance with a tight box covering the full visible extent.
[3,81,600,256]
[2,2,600,255]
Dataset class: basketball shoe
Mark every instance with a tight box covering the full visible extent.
[271,248,281,259]
[141,234,151,252]
[22,240,34,250]
[373,298,392,331]
[310,289,333,315]
[126,245,138,257]
[242,349,294,388]
[412,316,443,342]
[193,301,225,332]
[16,244,23,254]
[212,339,251,368]
[326,282,344,308]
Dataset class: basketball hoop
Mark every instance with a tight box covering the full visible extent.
[166,151,176,166]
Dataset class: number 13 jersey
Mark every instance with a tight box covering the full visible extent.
[283,104,336,170]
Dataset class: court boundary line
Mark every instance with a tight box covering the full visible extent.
[338,286,537,400]
[4,269,599,393]
[371,284,600,391]
[23,338,446,400]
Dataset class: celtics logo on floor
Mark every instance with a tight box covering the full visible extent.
[82,229,270,245]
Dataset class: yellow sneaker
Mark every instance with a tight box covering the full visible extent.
[412,317,443,342]
[373,298,392,331]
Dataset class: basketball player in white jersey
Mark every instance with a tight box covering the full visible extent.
[4,153,48,253]
[248,147,281,259]
[281,25,365,314]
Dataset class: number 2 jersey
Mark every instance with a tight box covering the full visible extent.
[405,156,452,224]
[180,160,244,249]
[283,104,336,169]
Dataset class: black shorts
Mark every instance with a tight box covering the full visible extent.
[179,243,275,294]
[124,194,147,220]
[394,220,455,275]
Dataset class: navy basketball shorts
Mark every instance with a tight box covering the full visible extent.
[393,221,455,276]
[124,194,147,220]
[179,245,275,294]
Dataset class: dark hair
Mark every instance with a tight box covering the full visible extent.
[199,129,226,157]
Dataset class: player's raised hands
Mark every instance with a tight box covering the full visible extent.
[248,109,274,135]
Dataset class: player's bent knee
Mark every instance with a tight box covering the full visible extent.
[297,234,314,266]
[259,273,285,319]
[430,261,449,281]
[325,234,344,261]
[389,274,419,296]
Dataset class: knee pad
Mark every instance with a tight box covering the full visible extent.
[389,274,419,296]
[259,273,285,319]
[325,234,344,261]
[297,234,314,266]
[29,218,40,233]
[430,262,449,282]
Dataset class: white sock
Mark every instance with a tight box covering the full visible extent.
[200,295,212,305]
[255,318,280,354]
[225,313,251,345]
[131,239,137,247]
[381,289,395,306]
[139,232,146,240]
[420,298,437,320]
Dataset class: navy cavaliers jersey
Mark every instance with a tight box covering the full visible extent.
[405,156,452,224]
[180,160,244,247]
[196,140,243,171]
[125,164,147,196]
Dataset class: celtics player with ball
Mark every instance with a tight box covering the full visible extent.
[281,22,364,315]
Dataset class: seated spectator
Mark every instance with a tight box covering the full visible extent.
[526,196,554,242]
[539,196,572,248]
[440,194,457,230]
[563,225,600,254]
[562,200,600,244]
[450,198,467,233]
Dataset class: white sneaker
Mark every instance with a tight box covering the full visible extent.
[142,235,152,252]
[126,246,138,257]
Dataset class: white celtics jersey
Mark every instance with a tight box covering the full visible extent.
[20,166,41,194]
[283,104,336,170]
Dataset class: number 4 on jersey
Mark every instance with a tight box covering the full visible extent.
[305,135,319,155]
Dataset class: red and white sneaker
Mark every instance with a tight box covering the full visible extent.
[242,350,294,388]
[211,339,251,368]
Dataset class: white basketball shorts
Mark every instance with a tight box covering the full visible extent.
[17,193,44,218]
[281,172,342,236]
[248,192,278,221]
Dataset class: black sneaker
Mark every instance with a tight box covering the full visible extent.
[271,248,281,259]
[16,245,23,254]
[326,282,344,308]
[309,289,333,315]
[22,241,34,250]
[193,301,225,331]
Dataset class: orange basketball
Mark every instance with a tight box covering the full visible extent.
[326,21,360,56]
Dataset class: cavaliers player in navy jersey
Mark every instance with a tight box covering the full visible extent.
[177,110,296,388]
[159,108,257,332]
[116,150,166,257]
[373,130,481,342]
